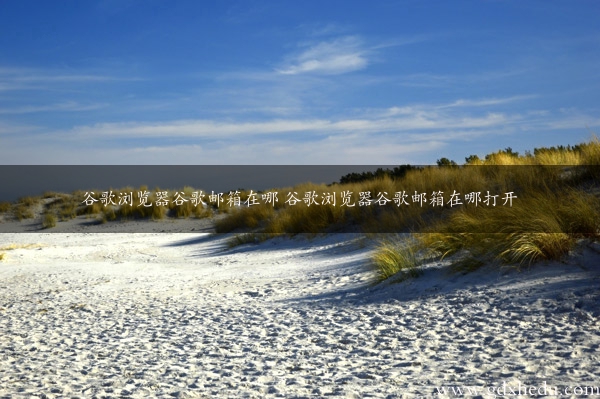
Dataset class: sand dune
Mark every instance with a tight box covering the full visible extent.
[0,232,599,398]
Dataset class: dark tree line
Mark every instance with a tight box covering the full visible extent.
[337,143,588,184]
[338,165,418,184]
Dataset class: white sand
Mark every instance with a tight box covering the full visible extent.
[1,231,599,398]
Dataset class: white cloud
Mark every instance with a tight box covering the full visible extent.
[70,119,332,138]
[277,36,368,75]
[393,68,533,88]
[0,133,447,165]
[0,66,140,89]
[529,116,600,130]
[370,34,436,50]
[380,96,536,118]
[438,95,537,108]
[62,111,511,141]
[0,102,106,114]
[1,99,596,165]
[0,121,42,138]
[11,74,121,83]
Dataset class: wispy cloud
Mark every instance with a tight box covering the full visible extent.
[436,95,537,108]
[372,96,534,118]
[524,115,600,131]
[275,31,437,76]
[394,67,533,88]
[64,111,512,141]
[0,66,140,88]
[0,121,42,137]
[0,133,448,165]
[0,101,106,115]
[276,36,368,75]
[371,34,437,50]
[302,22,349,38]
[1,105,596,165]
[10,74,124,83]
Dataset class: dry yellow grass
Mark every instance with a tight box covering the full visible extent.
[218,138,600,249]
[414,187,599,271]
[42,212,57,229]
[366,138,600,280]
[18,196,39,206]
[534,151,582,166]
[2,138,599,278]
[371,235,421,282]
[0,202,11,213]
[85,185,212,221]
[0,243,44,251]
[14,205,34,221]
[215,204,275,233]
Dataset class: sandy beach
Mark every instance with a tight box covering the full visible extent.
[1,225,599,398]
[3,1,599,397]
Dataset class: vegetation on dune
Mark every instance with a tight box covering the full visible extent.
[45,194,79,221]
[42,212,57,229]
[368,138,600,282]
[0,202,11,213]
[14,205,35,221]
[371,235,422,282]
[215,204,276,233]
[338,165,417,184]
[101,186,220,221]
[209,137,600,280]
[0,185,218,227]
[1,138,598,284]
[17,196,39,207]
[217,139,600,235]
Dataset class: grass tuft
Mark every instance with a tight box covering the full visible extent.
[42,212,57,229]
[0,202,11,213]
[18,196,39,206]
[14,205,34,221]
[416,188,599,270]
[215,205,275,233]
[498,232,574,266]
[102,206,117,221]
[371,236,422,282]
[77,201,103,216]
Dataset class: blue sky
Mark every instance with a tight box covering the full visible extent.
[0,0,599,165]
